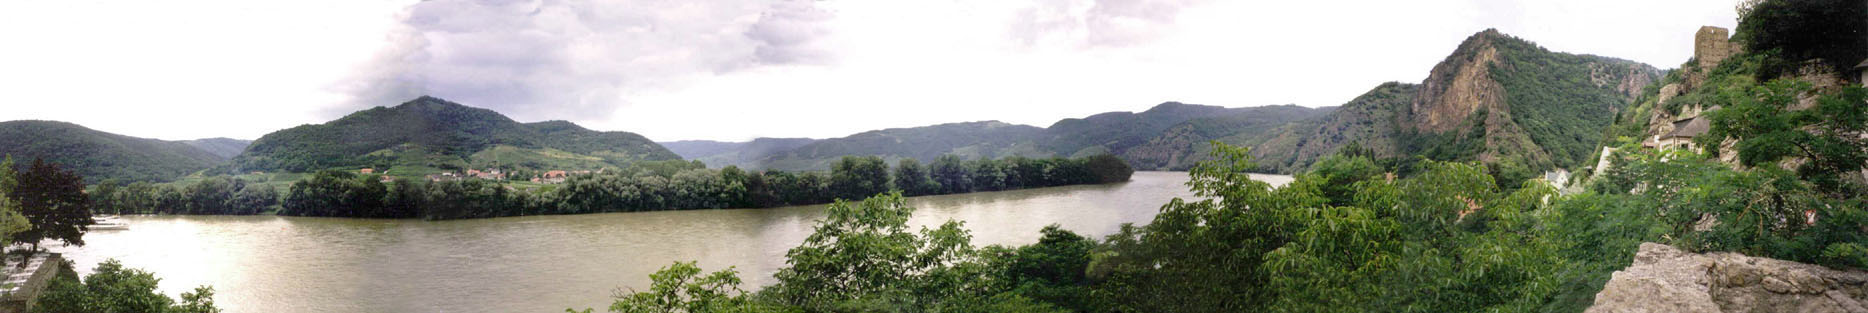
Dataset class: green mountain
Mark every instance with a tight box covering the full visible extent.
[231,96,680,175]
[709,102,1333,171]
[1084,104,1335,170]
[1251,29,1662,173]
[181,137,252,159]
[0,120,227,183]
[662,138,817,169]
[757,121,1050,170]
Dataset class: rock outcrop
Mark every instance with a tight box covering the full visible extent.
[1586,243,1868,313]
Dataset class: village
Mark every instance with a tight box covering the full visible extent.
[352,167,599,184]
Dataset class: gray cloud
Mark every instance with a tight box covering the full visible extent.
[334,0,836,121]
[1009,0,1205,48]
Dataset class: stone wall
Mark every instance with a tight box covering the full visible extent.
[1586,243,1868,313]
[1696,26,1738,70]
[0,253,64,313]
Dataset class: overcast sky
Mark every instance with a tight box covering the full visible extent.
[0,0,1739,142]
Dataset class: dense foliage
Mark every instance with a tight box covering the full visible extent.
[0,121,226,183]
[90,177,278,215]
[1734,0,1867,79]
[1703,80,1867,197]
[8,158,94,250]
[578,138,1866,313]
[278,155,1133,220]
[33,259,220,313]
[0,157,35,246]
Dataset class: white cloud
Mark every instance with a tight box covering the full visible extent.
[0,0,1740,142]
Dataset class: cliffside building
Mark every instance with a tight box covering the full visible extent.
[1856,58,1866,87]
[1650,116,1710,151]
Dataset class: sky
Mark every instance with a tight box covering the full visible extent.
[0,0,1740,142]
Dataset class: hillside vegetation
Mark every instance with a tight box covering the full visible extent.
[0,121,227,183]
[230,96,680,174]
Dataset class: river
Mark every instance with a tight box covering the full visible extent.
[48,171,1291,313]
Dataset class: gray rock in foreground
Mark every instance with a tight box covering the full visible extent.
[1586,242,1868,313]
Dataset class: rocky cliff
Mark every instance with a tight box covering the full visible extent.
[1251,29,1660,173]
[1586,243,1868,313]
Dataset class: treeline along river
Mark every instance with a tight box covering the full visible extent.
[49,172,1292,313]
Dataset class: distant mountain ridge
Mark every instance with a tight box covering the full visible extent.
[231,96,679,174]
[684,30,1660,175]
[181,137,252,159]
[663,138,818,169]
[0,120,228,183]
[673,103,1336,171]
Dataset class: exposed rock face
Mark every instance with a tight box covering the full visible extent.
[1248,29,1658,172]
[1413,29,1508,134]
[1586,243,1868,313]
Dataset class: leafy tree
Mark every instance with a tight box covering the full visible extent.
[568,262,770,313]
[984,225,1101,312]
[930,155,973,194]
[891,159,939,196]
[0,157,32,245]
[32,259,220,313]
[828,156,889,201]
[1306,154,1382,206]
[1734,0,1867,78]
[1081,154,1133,184]
[10,158,93,251]
[231,185,279,215]
[89,179,121,215]
[768,192,987,310]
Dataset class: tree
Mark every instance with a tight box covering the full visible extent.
[1304,154,1383,206]
[1734,0,1866,77]
[930,155,973,194]
[891,159,938,196]
[90,179,121,215]
[32,259,220,313]
[10,158,93,251]
[1082,154,1134,184]
[987,225,1101,312]
[769,192,984,310]
[0,157,31,246]
[570,261,767,313]
[828,156,888,201]
[231,185,279,215]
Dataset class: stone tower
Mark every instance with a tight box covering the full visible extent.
[1694,26,1737,70]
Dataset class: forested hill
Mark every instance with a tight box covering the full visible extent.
[757,121,1050,171]
[1250,29,1663,174]
[0,120,227,183]
[661,138,817,169]
[704,102,1334,171]
[230,96,680,174]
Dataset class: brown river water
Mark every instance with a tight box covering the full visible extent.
[48,171,1291,313]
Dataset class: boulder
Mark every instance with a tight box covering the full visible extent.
[1586,243,1868,313]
